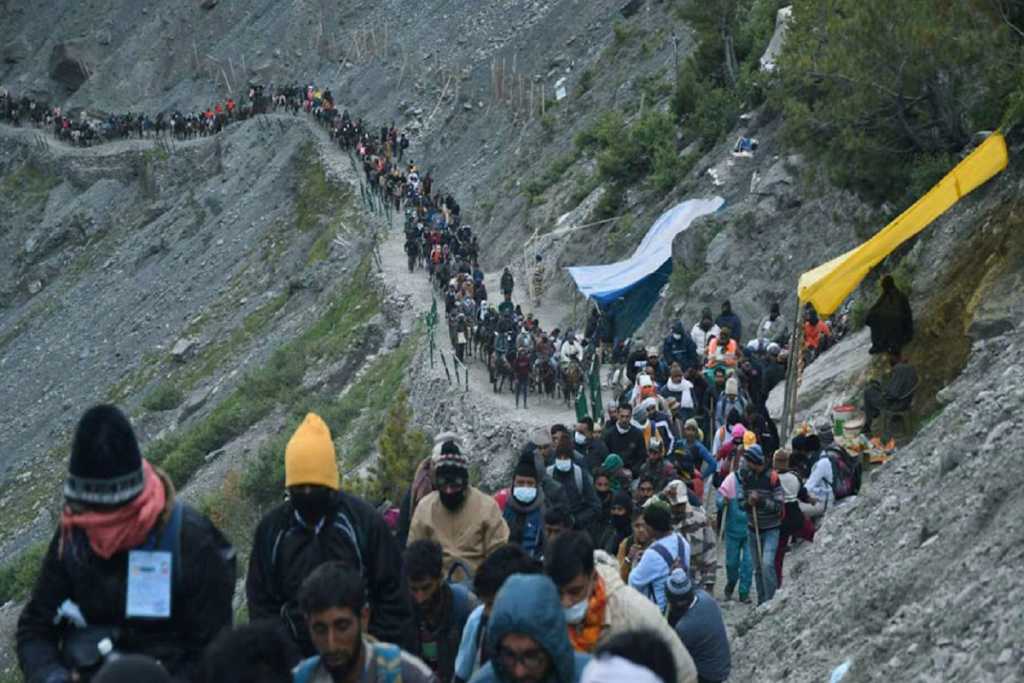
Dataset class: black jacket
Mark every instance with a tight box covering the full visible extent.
[17,503,236,683]
[548,464,602,531]
[603,425,647,473]
[246,491,412,655]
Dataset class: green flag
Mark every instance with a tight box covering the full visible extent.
[589,366,603,422]
[575,387,589,422]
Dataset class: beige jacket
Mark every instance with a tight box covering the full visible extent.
[407,487,509,574]
[591,551,698,683]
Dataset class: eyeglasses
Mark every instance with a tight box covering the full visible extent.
[498,646,547,671]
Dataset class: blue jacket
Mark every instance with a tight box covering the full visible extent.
[502,505,544,560]
[468,575,589,683]
[663,332,698,370]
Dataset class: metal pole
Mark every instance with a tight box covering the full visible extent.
[780,298,805,441]
[672,32,680,89]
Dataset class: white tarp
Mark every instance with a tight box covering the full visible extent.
[567,196,724,304]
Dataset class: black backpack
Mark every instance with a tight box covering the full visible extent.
[813,445,862,501]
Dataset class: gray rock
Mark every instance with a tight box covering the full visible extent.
[49,42,95,93]
[170,337,199,362]
[2,36,31,65]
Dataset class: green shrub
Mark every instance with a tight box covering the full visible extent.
[577,68,595,95]
[353,390,431,504]
[0,540,47,604]
[142,383,185,412]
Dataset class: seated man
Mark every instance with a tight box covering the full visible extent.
[863,354,918,434]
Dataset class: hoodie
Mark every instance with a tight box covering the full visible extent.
[470,574,589,683]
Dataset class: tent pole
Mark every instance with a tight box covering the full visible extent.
[780,297,804,442]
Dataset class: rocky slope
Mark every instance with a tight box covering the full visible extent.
[3,1,1024,681]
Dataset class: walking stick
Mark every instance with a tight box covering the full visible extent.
[752,504,764,601]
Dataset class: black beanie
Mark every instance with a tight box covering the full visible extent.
[514,452,538,480]
[643,502,673,534]
[65,405,144,506]
[94,654,172,683]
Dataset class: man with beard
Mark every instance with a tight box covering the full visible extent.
[404,540,479,682]
[246,414,410,656]
[294,563,437,683]
[409,441,509,575]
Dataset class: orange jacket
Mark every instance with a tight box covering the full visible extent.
[804,320,830,349]
[705,338,738,367]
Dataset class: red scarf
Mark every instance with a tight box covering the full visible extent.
[61,461,167,560]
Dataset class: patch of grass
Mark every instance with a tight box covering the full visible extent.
[0,540,48,604]
[1,163,59,210]
[142,383,185,412]
[350,389,431,504]
[612,21,637,49]
[523,153,576,205]
[294,143,355,264]
[149,259,380,490]
[200,470,260,561]
[242,331,418,509]
[177,291,291,392]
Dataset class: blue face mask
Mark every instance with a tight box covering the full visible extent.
[513,486,537,504]
[554,458,572,472]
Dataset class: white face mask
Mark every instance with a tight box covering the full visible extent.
[555,458,573,472]
[563,598,589,625]
[574,431,587,445]
[672,333,682,340]
[513,486,537,504]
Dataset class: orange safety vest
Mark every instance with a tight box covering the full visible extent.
[706,338,738,367]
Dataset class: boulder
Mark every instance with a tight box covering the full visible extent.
[170,337,199,362]
[49,42,94,93]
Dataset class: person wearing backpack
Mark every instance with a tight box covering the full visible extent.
[545,532,698,683]
[294,563,438,683]
[548,444,602,533]
[627,502,691,613]
[737,445,785,605]
[16,405,237,683]
[404,540,479,682]
[247,414,412,657]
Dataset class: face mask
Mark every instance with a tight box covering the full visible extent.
[616,423,630,434]
[439,488,467,511]
[563,598,589,625]
[574,432,587,446]
[612,514,631,534]
[554,458,572,473]
[672,333,682,340]
[513,486,537,504]
[290,488,333,524]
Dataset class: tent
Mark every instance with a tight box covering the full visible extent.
[798,132,1009,317]
[567,196,725,339]
[782,132,1009,435]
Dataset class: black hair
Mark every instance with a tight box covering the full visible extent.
[550,423,569,436]
[544,531,595,588]
[595,629,677,683]
[201,619,301,683]
[617,402,633,413]
[473,544,540,600]
[637,475,656,488]
[543,505,572,528]
[404,539,444,582]
[578,416,594,430]
[643,503,673,534]
[298,562,365,616]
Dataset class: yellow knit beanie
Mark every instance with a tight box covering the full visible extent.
[285,413,340,490]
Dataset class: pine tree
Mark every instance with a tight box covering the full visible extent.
[366,389,431,504]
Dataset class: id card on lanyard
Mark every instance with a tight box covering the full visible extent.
[126,550,172,619]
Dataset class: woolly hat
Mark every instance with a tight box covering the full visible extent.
[94,655,172,683]
[642,500,672,533]
[602,453,624,472]
[725,377,739,396]
[665,568,693,598]
[611,490,633,513]
[744,444,765,466]
[731,424,747,442]
[514,451,538,480]
[65,405,144,506]
[743,431,757,448]
[637,374,654,388]
[285,413,339,491]
[435,440,469,476]
[683,418,704,442]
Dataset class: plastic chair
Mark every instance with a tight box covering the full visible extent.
[880,378,918,439]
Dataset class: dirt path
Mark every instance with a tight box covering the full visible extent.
[1,114,579,433]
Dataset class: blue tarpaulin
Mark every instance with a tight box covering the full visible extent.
[567,197,724,338]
